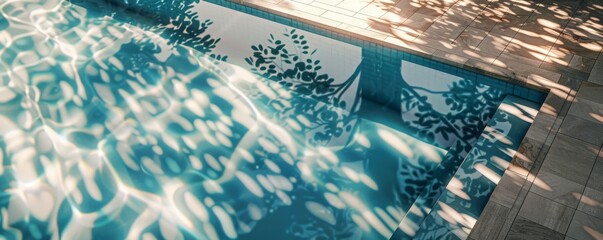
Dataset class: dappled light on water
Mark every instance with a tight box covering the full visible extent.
[0,0,546,239]
[0,1,449,239]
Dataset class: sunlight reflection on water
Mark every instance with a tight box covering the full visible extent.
[0,1,449,239]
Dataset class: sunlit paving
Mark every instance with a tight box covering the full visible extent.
[0,0,602,239]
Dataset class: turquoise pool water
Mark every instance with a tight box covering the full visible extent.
[0,0,544,239]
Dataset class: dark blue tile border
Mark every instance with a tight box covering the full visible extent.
[204,0,546,104]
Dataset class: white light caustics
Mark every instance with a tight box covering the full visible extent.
[0,0,531,239]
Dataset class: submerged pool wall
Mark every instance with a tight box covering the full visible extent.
[71,0,545,150]
[392,95,540,239]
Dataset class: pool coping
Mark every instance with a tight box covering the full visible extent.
[221,0,602,239]
[226,0,560,94]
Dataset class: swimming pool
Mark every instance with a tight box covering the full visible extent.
[0,0,544,239]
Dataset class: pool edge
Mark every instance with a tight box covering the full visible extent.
[217,1,598,239]
[221,0,556,94]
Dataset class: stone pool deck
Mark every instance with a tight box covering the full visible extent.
[225,0,603,239]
